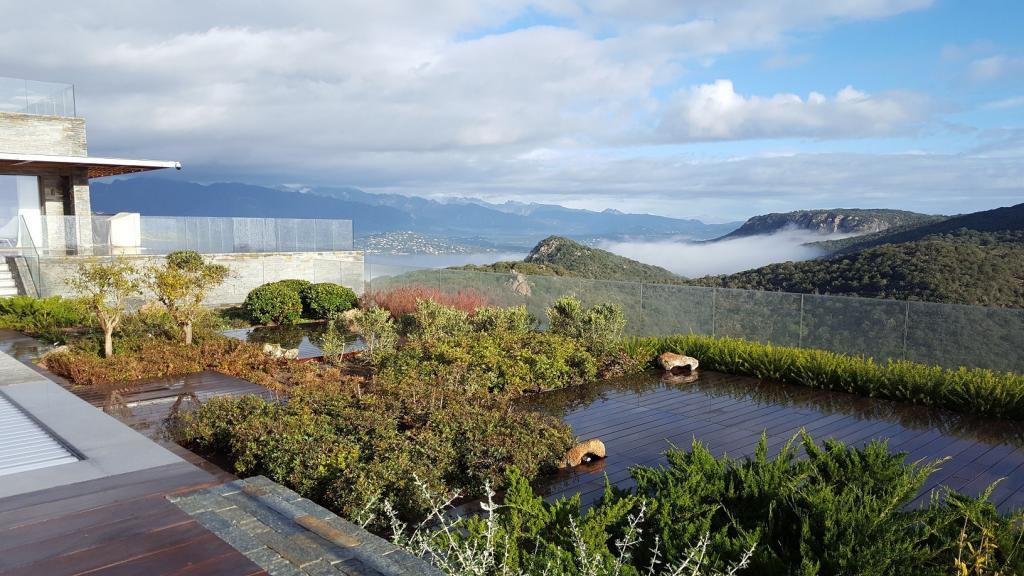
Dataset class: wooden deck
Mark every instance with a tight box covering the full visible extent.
[0,462,268,575]
[531,370,1024,512]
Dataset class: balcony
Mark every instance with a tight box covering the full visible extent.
[0,76,76,118]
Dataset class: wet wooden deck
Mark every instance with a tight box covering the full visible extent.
[0,462,267,575]
[531,370,1024,512]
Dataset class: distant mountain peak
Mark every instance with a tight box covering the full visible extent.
[718,208,938,240]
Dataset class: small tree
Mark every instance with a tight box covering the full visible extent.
[67,258,142,357]
[355,306,398,367]
[147,251,229,345]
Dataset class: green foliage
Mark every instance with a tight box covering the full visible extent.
[354,306,399,366]
[301,282,358,320]
[147,250,229,344]
[460,236,679,283]
[271,278,313,294]
[688,230,1024,308]
[244,282,304,325]
[631,334,1024,419]
[444,435,1023,576]
[318,320,347,365]
[548,296,626,361]
[171,386,572,525]
[0,295,91,342]
[383,300,597,394]
[67,257,142,357]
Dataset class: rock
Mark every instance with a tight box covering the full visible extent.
[506,271,531,297]
[657,352,698,375]
[283,348,299,360]
[339,308,362,333]
[560,438,606,468]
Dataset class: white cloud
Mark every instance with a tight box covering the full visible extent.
[967,55,1024,82]
[982,96,1024,110]
[598,228,850,277]
[658,80,927,141]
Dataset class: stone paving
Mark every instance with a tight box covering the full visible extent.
[169,475,442,576]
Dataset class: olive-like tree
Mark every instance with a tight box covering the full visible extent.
[147,251,229,345]
[67,258,141,358]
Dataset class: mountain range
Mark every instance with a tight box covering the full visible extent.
[91,179,739,246]
[462,203,1024,308]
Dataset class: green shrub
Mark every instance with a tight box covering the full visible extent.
[301,283,358,320]
[547,296,625,361]
[0,295,91,341]
[244,282,303,325]
[408,298,472,340]
[631,334,1024,419]
[421,435,1023,575]
[271,278,312,294]
[354,306,399,366]
[171,386,571,525]
[470,305,535,336]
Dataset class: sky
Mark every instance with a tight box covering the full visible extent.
[1,0,1022,221]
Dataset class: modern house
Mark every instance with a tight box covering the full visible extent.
[0,76,363,302]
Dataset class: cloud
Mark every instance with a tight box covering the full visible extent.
[598,228,852,277]
[982,96,1024,110]
[967,55,1024,82]
[658,80,928,141]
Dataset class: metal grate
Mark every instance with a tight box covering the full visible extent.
[0,392,78,476]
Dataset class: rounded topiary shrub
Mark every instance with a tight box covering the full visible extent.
[301,283,358,320]
[270,279,312,294]
[244,282,303,325]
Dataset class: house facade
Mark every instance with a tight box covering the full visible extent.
[0,77,363,302]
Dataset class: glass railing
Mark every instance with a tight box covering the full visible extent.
[0,77,76,117]
[365,261,1024,374]
[15,216,41,297]
[34,215,354,256]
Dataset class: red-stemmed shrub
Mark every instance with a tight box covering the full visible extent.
[364,285,489,318]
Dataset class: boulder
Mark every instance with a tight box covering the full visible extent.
[339,308,362,333]
[283,348,300,360]
[560,438,606,468]
[657,352,699,375]
[506,271,532,297]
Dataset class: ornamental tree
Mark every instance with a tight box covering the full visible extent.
[67,257,142,357]
[147,251,229,345]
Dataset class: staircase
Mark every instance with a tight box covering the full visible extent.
[0,260,17,297]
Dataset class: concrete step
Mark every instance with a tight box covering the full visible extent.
[0,278,15,289]
[0,287,17,297]
[169,476,441,576]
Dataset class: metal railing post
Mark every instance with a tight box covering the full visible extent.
[798,293,805,348]
[902,301,910,360]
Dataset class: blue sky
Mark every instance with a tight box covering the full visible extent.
[1,0,1021,220]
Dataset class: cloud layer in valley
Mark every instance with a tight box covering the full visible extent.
[599,228,857,278]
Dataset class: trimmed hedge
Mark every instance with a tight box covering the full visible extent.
[301,283,358,320]
[243,282,303,325]
[627,334,1024,419]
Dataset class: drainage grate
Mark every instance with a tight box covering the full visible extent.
[0,392,79,476]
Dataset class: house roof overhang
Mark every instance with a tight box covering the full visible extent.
[0,152,181,179]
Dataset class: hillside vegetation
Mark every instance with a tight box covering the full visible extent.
[688,204,1024,308]
[717,208,939,239]
[462,204,1024,309]
[458,235,681,283]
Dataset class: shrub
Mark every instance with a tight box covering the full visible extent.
[171,386,572,525]
[633,334,1024,419]
[547,296,626,360]
[364,285,488,318]
[382,301,597,394]
[301,282,358,320]
[0,295,91,342]
[244,282,303,325]
[271,278,312,294]
[354,306,398,366]
[384,435,1022,575]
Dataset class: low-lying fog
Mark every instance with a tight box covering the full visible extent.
[599,228,857,278]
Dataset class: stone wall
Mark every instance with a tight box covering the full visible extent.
[37,251,365,306]
[0,112,87,156]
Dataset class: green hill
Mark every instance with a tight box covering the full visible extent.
[689,204,1024,308]
[457,236,680,283]
[718,208,939,240]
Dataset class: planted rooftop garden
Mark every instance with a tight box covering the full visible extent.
[2,252,1024,574]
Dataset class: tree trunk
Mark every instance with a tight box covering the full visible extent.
[184,322,193,345]
[103,327,114,358]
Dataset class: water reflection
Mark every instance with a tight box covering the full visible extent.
[222,323,364,359]
[524,370,1024,449]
